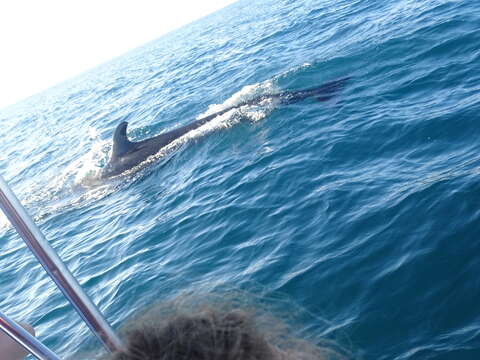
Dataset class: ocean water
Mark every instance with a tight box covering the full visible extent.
[1,0,480,358]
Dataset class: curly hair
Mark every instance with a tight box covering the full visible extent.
[102,294,349,360]
[111,309,276,360]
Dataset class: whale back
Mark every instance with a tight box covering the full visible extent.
[101,77,351,179]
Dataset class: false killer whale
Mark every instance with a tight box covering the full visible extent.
[101,77,350,178]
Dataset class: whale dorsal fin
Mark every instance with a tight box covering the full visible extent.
[111,121,135,159]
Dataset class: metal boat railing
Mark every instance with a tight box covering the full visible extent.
[0,174,124,358]
[0,311,60,360]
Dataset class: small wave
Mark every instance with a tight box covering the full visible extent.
[273,62,313,81]
[197,79,279,120]
[0,213,10,231]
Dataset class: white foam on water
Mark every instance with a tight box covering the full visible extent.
[273,62,312,81]
[197,79,279,120]
[2,80,285,227]
[8,127,117,227]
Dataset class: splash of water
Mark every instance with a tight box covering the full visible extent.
[3,79,285,228]
[197,79,279,120]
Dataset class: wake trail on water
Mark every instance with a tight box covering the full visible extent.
[0,128,114,231]
[1,79,282,229]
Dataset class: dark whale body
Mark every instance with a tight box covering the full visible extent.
[101,77,350,178]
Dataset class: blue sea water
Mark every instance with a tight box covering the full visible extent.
[1,0,480,358]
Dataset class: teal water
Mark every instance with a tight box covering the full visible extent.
[1,0,480,359]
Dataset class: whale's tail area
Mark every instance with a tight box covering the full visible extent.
[184,76,351,132]
[279,76,351,104]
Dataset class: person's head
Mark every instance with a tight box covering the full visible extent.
[104,293,349,360]
[111,309,276,360]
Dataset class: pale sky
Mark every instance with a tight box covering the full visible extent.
[0,0,238,110]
